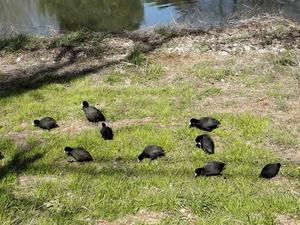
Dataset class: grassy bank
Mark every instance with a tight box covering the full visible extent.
[0,17,299,224]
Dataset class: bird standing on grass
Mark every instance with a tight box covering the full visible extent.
[195,134,215,154]
[195,161,226,177]
[64,147,93,162]
[138,145,165,161]
[82,101,105,123]
[100,123,114,140]
[260,163,281,179]
[190,117,220,132]
[33,117,59,130]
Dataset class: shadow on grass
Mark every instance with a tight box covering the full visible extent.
[25,159,300,182]
[0,150,45,180]
[0,28,207,98]
[0,47,123,98]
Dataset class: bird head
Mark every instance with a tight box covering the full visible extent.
[138,153,144,162]
[82,101,89,108]
[190,118,197,128]
[194,168,205,177]
[33,120,40,126]
[64,147,73,153]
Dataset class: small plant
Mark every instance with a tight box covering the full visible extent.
[190,61,235,81]
[274,51,297,66]
[52,28,90,47]
[197,87,222,100]
[105,72,124,85]
[145,64,163,80]
[275,57,296,66]
[156,27,176,39]
[128,48,147,66]
[0,34,30,52]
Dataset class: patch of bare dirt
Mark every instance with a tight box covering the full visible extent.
[58,119,94,135]
[111,117,155,129]
[270,176,300,198]
[6,130,44,151]
[179,207,197,224]
[14,175,68,197]
[7,131,31,146]
[276,214,300,225]
[18,175,61,186]
[96,209,168,225]
[59,117,155,135]
[272,146,300,164]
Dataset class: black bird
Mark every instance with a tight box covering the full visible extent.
[138,145,165,161]
[100,123,114,140]
[82,101,105,123]
[195,134,214,154]
[195,161,226,177]
[190,117,220,132]
[34,117,58,130]
[64,147,93,162]
[260,163,281,179]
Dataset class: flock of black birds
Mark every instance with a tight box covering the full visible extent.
[1,101,281,179]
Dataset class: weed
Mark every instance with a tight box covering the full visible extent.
[128,48,147,66]
[156,27,177,39]
[0,34,30,52]
[189,61,234,81]
[52,29,90,47]
[274,52,297,67]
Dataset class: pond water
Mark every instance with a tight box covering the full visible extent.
[0,0,300,37]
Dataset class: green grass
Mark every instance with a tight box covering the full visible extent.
[274,51,298,67]
[189,61,235,81]
[128,48,147,66]
[0,34,31,52]
[0,50,299,224]
[51,29,90,47]
[156,27,177,39]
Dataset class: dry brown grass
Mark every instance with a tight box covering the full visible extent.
[96,209,168,225]
[276,214,300,225]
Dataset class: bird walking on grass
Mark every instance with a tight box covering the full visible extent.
[34,117,58,130]
[82,101,105,123]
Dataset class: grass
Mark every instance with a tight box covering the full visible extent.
[128,48,147,66]
[274,51,298,67]
[51,29,90,47]
[156,27,177,39]
[0,34,31,52]
[188,61,235,81]
[0,30,300,224]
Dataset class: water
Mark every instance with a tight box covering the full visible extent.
[0,0,300,37]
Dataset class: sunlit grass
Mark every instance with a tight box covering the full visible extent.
[0,50,299,224]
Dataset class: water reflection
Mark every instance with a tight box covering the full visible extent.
[0,0,300,37]
[38,0,144,32]
[146,0,300,27]
[0,0,58,36]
